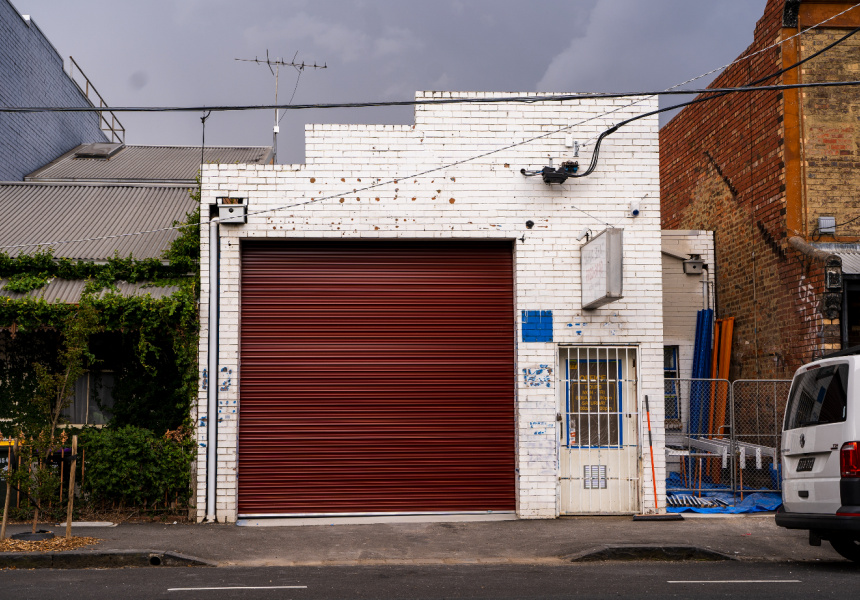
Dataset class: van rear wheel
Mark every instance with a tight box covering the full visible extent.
[830,537,860,563]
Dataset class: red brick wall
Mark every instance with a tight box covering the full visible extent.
[660,0,837,378]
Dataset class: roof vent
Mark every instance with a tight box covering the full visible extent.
[73,143,124,159]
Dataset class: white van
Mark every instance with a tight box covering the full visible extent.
[775,351,860,562]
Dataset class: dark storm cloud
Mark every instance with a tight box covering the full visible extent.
[537,0,768,94]
[11,0,767,164]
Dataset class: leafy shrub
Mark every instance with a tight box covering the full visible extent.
[79,425,194,509]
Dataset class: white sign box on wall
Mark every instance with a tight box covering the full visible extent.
[581,228,623,310]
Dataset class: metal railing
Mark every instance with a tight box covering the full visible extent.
[67,56,125,144]
[664,378,790,502]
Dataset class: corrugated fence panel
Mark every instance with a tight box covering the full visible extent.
[238,241,515,515]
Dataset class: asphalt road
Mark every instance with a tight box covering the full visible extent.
[1,561,858,600]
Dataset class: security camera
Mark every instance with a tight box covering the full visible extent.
[576,227,590,242]
[629,200,640,217]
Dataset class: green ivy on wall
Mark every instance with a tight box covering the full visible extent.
[0,205,201,437]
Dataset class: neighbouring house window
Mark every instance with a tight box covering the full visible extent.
[61,371,115,426]
[664,346,680,424]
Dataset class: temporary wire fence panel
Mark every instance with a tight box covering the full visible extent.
[663,378,790,498]
[238,241,516,516]
[558,346,640,514]
[664,378,734,493]
[731,380,791,492]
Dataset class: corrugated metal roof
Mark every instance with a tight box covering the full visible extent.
[0,182,196,260]
[833,251,860,274]
[0,279,179,304]
[26,145,273,183]
[810,244,860,275]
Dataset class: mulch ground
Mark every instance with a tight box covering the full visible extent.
[0,536,101,553]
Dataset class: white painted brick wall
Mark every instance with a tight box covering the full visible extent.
[197,91,664,522]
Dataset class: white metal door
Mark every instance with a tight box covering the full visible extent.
[559,346,640,514]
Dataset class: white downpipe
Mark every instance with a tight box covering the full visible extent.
[206,219,219,521]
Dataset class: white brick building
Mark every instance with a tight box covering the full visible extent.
[197,91,664,523]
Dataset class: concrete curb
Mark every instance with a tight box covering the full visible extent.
[0,550,215,569]
[566,545,736,562]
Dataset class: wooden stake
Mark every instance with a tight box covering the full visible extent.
[59,447,64,504]
[65,436,77,539]
[31,456,38,534]
[1,441,16,540]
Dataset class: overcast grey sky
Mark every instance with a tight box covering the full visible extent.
[12,0,768,164]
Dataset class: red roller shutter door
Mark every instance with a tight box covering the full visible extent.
[238,241,515,515]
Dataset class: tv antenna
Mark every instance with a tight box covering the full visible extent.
[235,51,327,163]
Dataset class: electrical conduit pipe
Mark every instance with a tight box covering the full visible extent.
[206,218,219,522]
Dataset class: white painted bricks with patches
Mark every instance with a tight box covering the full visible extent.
[197,91,664,522]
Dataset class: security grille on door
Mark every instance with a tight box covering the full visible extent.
[559,346,640,514]
[567,358,621,447]
[584,465,607,489]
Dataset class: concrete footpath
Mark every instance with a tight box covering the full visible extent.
[0,512,848,568]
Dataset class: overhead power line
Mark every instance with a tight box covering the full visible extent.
[4,76,860,252]
[579,0,860,144]
[570,24,860,179]
[3,80,860,114]
[5,6,860,250]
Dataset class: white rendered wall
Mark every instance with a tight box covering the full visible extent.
[196,91,663,522]
[661,230,716,380]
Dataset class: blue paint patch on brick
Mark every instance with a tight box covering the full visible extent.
[522,310,553,342]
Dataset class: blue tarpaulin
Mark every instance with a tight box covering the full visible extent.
[667,491,782,514]
[666,472,782,513]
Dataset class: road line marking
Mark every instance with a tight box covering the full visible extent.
[168,586,307,591]
[668,580,801,584]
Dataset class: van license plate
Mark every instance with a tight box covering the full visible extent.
[796,457,815,472]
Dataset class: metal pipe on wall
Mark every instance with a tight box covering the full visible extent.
[206,218,219,522]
